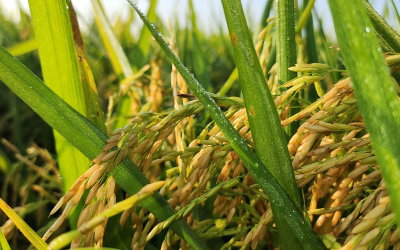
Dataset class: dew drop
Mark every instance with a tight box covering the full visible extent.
[366,27,370,33]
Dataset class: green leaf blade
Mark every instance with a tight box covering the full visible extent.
[220,1,309,249]
[329,0,400,235]
[364,1,400,53]
[28,0,91,191]
[276,0,298,138]
[91,0,133,78]
[6,39,37,57]
[0,226,11,250]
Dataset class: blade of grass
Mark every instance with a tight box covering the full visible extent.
[28,0,90,192]
[132,0,158,71]
[219,1,275,97]
[222,0,300,217]
[276,0,297,85]
[69,2,106,133]
[329,0,400,236]
[314,10,339,84]
[0,227,11,250]
[217,67,238,96]
[0,198,48,250]
[91,0,133,78]
[364,1,400,53]
[363,2,400,91]
[276,0,298,138]
[295,0,315,33]
[0,45,208,250]
[127,2,325,249]
[221,1,307,249]
[390,0,400,25]
[304,8,317,65]
[6,39,37,57]
[303,0,319,101]
[260,0,274,30]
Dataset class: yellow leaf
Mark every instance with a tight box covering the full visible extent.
[0,199,48,250]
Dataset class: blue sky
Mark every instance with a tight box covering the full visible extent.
[1,0,398,40]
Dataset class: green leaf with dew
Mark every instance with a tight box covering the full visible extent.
[329,0,400,237]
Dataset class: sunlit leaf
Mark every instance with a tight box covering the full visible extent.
[28,0,90,192]
[6,39,37,57]
[0,199,48,250]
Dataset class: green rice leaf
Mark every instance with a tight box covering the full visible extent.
[221,1,312,250]
[218,67,238,96]
[314,11,339,84]
[391,0,400,25]
[259,0,274,30]
[0,227,11,250]
[295,0,315,33]
[329,0,400,235]
[91,0,133,78]
[6,39,37,57]
[364,1,400,53]
[303,0,319,101]
[276,0,298,138]
[28,0,90,191]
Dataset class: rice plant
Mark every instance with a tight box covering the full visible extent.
[1,0,400,249]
